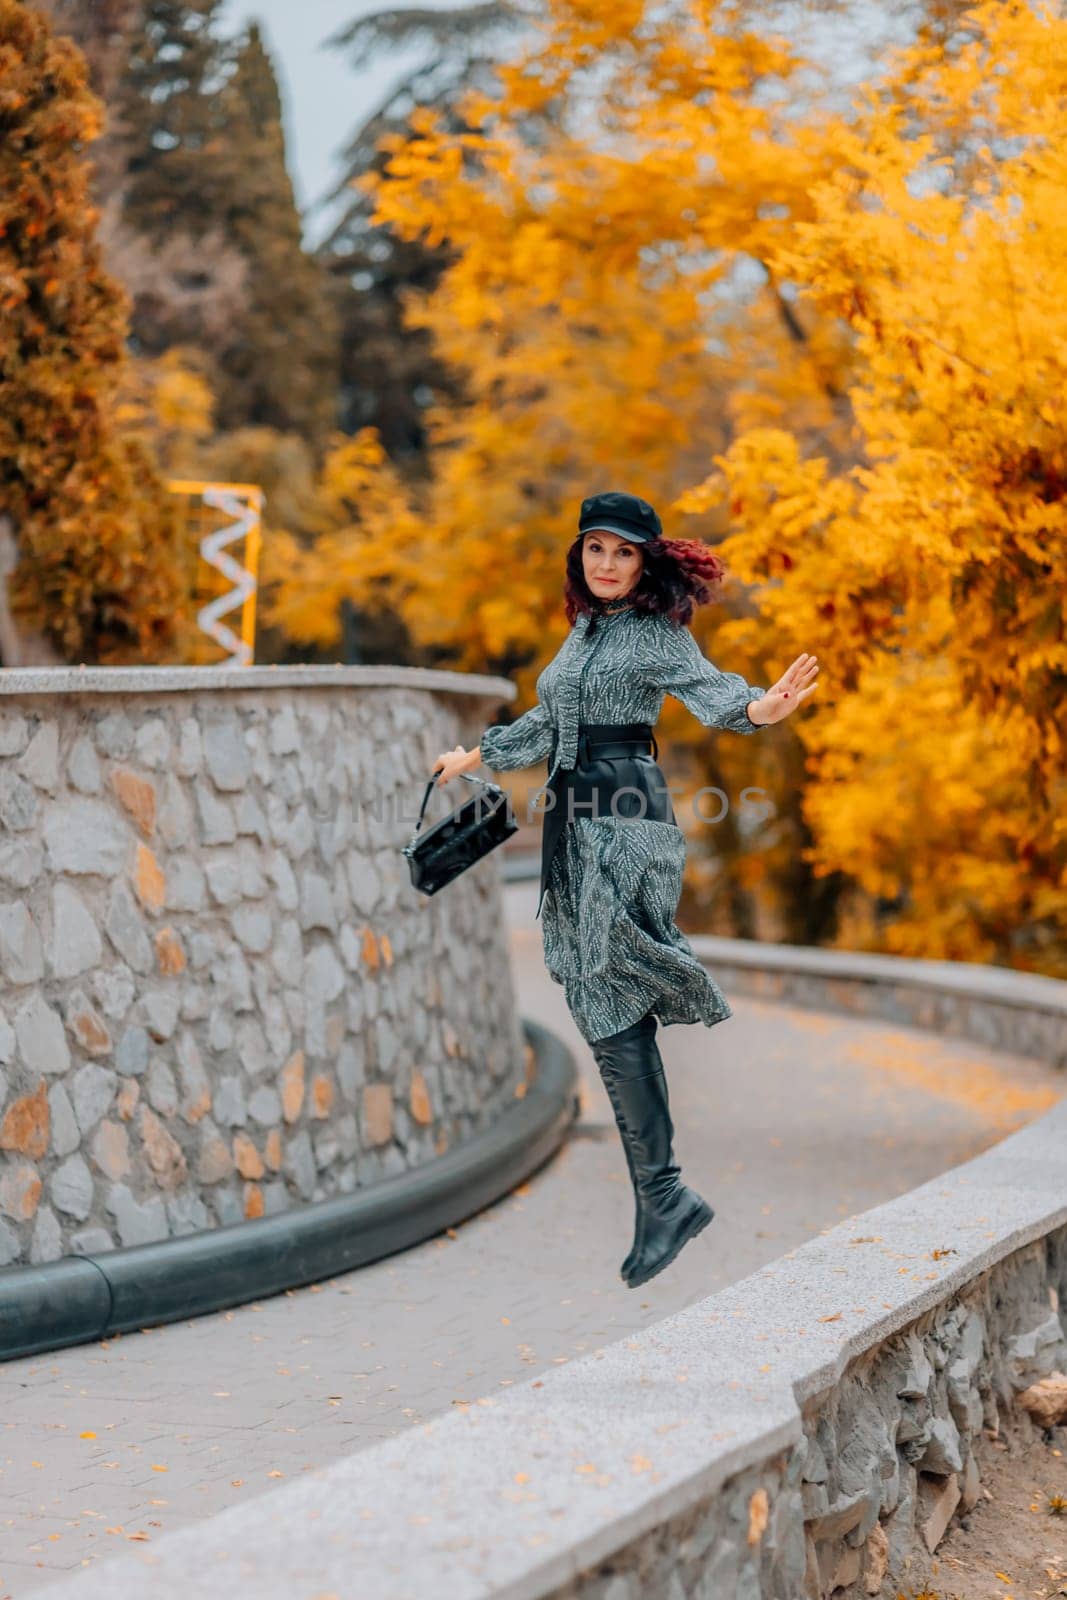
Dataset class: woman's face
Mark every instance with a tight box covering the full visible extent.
[581,529,644,602]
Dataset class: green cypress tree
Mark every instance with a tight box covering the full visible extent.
[113,6,338,446]
[210,24,338,444]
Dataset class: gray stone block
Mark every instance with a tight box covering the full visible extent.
[48,1082,80,1157]
[51,1155,94,1220]
[29,1203,63,1264]
[137,989,181,1042]
[93,965,136,1020]
[106,1182,168,1247]
[248,1085,281,1126]
[68,1225,114,1255]
[232,905,272,954]
[0,1216,20,1266]
[47,881,102,979]
[115,1025,150,1077]
[0,712,29,756]
[203,718,251,791]
[134,717,172,769]
[176,717,202,776]
[204,852,242,906]
[67,736,102,794]
[94,710,134,757]
[43,798,129,875]
[164,855,207,913]
[214,1075,248,1127]
[284,1129,316,1199]
[196,782,236,845]
[147,1058,179,1116]
[158,773,193,848]
[0,899,44,985]
[72,1062,117,1134]
[0,838,43,889]
[15,991,70,1074]
[17,722,59,792]
[105,882,152,974]
[0,769,38,831]
[300,871,336,933]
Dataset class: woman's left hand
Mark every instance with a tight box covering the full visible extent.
[750,653,819,726]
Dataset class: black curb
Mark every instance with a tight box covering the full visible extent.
[0,1018,579,1364]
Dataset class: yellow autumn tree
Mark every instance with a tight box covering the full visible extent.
[268,0,1065,967]
[695,0,1067,969]
[266,0,855,679]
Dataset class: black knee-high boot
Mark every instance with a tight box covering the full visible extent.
[591,1012,714,1288]
[598,1069,642,1278]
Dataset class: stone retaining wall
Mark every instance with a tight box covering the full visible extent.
[552,1222,1067,1599]
[0,664,519,1268]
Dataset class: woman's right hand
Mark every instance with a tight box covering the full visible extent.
[431,744,482,787]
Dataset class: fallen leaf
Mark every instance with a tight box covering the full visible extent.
[817,1313,842,1323]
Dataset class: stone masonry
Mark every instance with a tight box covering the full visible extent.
[0,675,524,1267]
[551,1226,1067,1600]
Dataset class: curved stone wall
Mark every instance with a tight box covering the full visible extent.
[0,664,520,1268]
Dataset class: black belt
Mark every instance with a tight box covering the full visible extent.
[574,723,659,767]
[536,722,665,919]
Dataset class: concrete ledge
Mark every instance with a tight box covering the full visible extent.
[690,934,1067,1068]
[0,661,516,701]
[28,953,1067,1600]
[0,1018,578,1363]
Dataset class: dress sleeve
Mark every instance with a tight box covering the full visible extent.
[648,621,768,735]
[478,701,555,771]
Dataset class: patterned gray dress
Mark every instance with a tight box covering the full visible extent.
[478,604,768,1045]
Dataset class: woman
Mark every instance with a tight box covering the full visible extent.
[433,490,818,1288]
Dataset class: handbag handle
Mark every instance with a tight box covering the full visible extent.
[405,769,502,853]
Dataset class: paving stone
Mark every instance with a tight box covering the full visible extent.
[214,1075,248,1127]
[29,1200,63,1263]
[0,1216,21,1265]
[164,854,206,913]
[68,1224,114,1254]
[93,965,136,1020]
[204,852,242,906]
[232,905,272,954]
[176,717,202,776]
[147,1058,179,1117]
[136,989,181,1042]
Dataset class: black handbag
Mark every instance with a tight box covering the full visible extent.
[402,770,518,896]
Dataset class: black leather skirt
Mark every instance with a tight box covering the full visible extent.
[536,721,676,919]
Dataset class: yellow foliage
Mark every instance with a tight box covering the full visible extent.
[267,0,1067,968]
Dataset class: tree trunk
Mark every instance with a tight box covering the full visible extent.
[0,519,63,667]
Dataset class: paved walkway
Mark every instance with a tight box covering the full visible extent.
[1,882,1062,1595]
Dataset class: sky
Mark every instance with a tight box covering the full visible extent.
[217,0,459,243]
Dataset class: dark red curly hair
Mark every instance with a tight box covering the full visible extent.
[563,531,726,632]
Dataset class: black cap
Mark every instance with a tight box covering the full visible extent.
[578,491,663,545]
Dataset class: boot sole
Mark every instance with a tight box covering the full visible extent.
[624,1201,714,1289]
